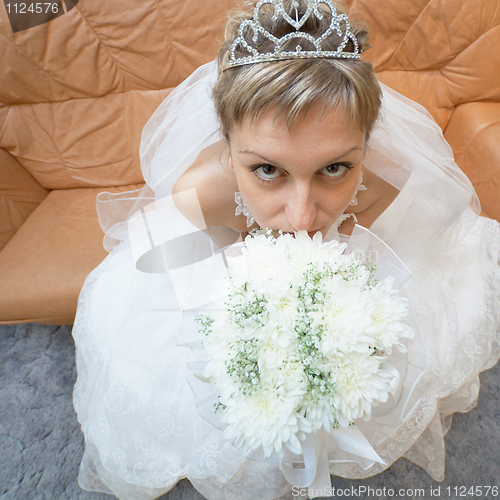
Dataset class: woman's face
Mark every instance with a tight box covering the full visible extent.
[228,104,366,237]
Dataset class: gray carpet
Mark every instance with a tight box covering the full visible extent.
[1,323,499,500]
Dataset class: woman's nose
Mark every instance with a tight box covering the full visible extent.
[286,185,316,231]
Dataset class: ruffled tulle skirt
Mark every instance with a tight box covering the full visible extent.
[72,215,500,500]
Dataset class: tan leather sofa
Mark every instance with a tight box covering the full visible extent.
[1,0,499,325]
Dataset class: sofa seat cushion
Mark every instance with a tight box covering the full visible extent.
[0,185,143,325]
[0,148,49,251]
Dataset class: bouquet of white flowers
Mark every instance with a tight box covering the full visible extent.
[198,230,413,460]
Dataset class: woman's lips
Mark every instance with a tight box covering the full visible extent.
[308,229,322,238]
[280,228,322,238]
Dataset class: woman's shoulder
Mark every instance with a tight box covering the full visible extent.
[172,140,240,229]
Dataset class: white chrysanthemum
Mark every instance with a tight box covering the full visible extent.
[265,322,297,349]
[302,392,338,433]
[257,342,304,388]
[264,294,301,344]
[315,285,377,355]
[237,323,268,342]
[226,238,269,286]
[369,278,414,354]
[240,235,299,297]
[328,351,394,426]
[256,333,291,369]
[284,231,346,271]
[221,385,311,458]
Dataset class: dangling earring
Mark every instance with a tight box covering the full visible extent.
[334,172,367,228]
[349,172,367,206]
[235,192,255,228]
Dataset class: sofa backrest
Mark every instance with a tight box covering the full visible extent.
[348,0,500,129]
[0,0,238,190]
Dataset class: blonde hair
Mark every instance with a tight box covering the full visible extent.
[212,0,381,138]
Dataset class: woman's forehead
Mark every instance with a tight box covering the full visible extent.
[228,107,366,172]
[230,104,366,149]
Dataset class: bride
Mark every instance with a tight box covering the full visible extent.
[72,0,500,499]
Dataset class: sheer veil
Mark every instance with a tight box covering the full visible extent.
[96,59,479,265]
[79,60,500,488]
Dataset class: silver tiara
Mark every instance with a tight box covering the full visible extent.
[225,0,361,70]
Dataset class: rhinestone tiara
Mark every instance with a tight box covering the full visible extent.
[225,0,361,70]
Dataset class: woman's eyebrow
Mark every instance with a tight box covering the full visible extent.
[238,150,274,163]
[238,146,363,165]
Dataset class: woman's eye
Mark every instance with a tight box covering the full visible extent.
[320,164,351,178]
[254,165,281,180]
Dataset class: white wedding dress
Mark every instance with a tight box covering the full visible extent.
[72,61,500,500]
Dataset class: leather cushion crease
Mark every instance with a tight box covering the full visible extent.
[0,0,498,324]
